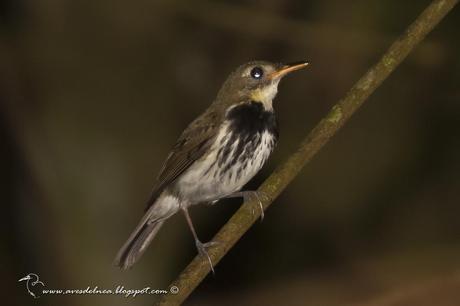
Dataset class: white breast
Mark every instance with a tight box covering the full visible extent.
[176,123,276,205]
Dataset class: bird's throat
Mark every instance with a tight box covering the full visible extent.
[249,80,280,111]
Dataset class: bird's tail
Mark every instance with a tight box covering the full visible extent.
[114,217,165,270]
[114,193,181,270]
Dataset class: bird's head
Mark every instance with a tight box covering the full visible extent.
[215,60,308,110]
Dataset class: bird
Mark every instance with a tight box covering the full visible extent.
[114,60,308,271]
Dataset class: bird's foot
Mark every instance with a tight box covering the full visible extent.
[221,190,266,221]
[195,240,219,274]
[230,190,265,221]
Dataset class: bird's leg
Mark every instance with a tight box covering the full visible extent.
[181,207,218,274]
[224,190,265,221]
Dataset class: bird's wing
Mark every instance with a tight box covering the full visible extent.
[145,109,221,210]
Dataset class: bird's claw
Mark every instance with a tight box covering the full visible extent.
[242,191,265,222]
[195,240,219,274]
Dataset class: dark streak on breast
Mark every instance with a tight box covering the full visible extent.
[218,101,278,175]
[226,101,278,140]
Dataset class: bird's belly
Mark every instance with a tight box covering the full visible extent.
[176,130,276,204]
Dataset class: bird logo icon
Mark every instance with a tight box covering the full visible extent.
[18,273,45,298]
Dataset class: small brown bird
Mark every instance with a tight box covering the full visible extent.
[114,60,308,271]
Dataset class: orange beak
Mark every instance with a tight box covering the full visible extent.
[269,61,309,80]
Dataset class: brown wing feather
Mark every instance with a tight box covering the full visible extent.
[145,109,221,209]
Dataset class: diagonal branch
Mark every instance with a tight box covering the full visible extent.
[156,0,458,304]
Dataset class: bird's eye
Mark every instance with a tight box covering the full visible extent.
[250,66,264,79]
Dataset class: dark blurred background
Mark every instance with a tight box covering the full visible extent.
[1,1,460,305]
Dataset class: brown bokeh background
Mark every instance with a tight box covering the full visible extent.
[2,1,460,305]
